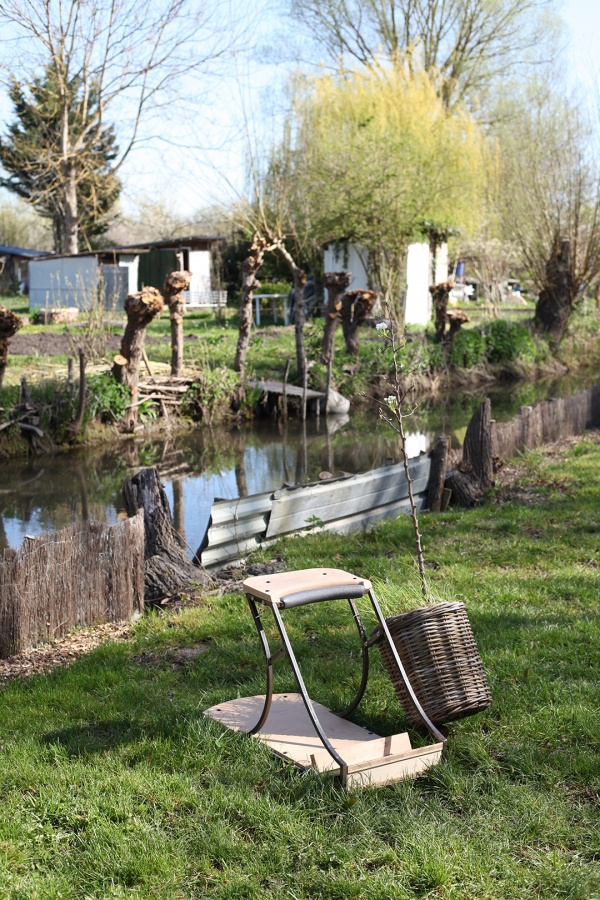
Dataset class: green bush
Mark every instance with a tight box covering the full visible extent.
[86,372,129,423]
[257,281,292,296]
[485,320,537,364]
[182,367,240,424]
[449,329,485,368]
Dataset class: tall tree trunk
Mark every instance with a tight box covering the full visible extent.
[63,160,79,256]
[534,238,573,342]
[321,271,352,364]
[164,270,192,377]
[340,290,378,355]
[234,235,268,380]
[113,287,164,431]
[0,307,22,388]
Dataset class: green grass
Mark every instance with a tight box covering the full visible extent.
[0,437,598,897]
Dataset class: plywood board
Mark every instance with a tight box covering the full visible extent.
[204,693,443,785]
[242,568,372,605]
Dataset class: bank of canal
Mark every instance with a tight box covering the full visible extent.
[2,367,599,555]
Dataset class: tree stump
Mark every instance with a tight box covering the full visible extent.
[340,289,378,356]
[164,270,192,378]
[0,307,22,388]
[321,271,352,364]
[112,287,164,431]
[122,467,212,601]
[446,399,493,507]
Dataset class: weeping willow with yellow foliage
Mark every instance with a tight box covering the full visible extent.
[272,63,485,315]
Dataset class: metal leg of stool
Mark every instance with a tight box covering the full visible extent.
[367,589,447,748]
[246,595,281,735]
[335,598,370,718]
[270,603,349,787]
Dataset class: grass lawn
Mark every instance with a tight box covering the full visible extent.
[0,435,598,898]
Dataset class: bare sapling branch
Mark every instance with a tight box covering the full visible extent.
[371,311,429,600]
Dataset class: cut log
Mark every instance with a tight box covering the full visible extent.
[322,271,352,364]
[0,307,22,388]
[122,467,212,601]
[164,270,192,378]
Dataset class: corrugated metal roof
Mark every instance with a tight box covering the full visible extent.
[0,244,53,259]
[29,235,225,262]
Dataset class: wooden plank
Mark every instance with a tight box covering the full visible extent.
[204,693,442,786]
[267,458,431,538]
[247,379,324,400]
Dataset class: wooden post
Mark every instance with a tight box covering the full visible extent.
[71,350,86,432]
[427,436,449,512]
[282,358,290,423]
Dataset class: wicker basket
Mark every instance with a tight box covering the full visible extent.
[375,602,491,726]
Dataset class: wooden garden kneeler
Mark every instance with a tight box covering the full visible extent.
[204,568,446,789]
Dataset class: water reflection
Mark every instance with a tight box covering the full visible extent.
[1,367,599,555]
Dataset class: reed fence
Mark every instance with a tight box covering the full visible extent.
[0,510,144,658]
[492,382,600,459]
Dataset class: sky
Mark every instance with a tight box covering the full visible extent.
[1,0,600,226]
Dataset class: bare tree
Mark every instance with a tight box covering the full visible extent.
[499,85,600,342]
[0,0,231,253]
[289,0,560,108]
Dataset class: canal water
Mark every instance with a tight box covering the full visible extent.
[1,369,598,556]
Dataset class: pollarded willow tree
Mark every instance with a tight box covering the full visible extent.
[278,64,484,319]
[499,84,600,342]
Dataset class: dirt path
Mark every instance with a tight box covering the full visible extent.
[10,332,124,356]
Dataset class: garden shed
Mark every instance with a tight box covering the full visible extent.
[0,244,52,294]
[28,235,225,310]
[323,241,449,325]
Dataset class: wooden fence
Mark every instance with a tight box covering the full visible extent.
[0,510,145,658]
[492,382,600,459]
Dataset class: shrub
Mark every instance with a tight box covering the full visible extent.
[182,367,240,424]
[449,329,485,368]
[86,372,129,423]
[485,320,537,364]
